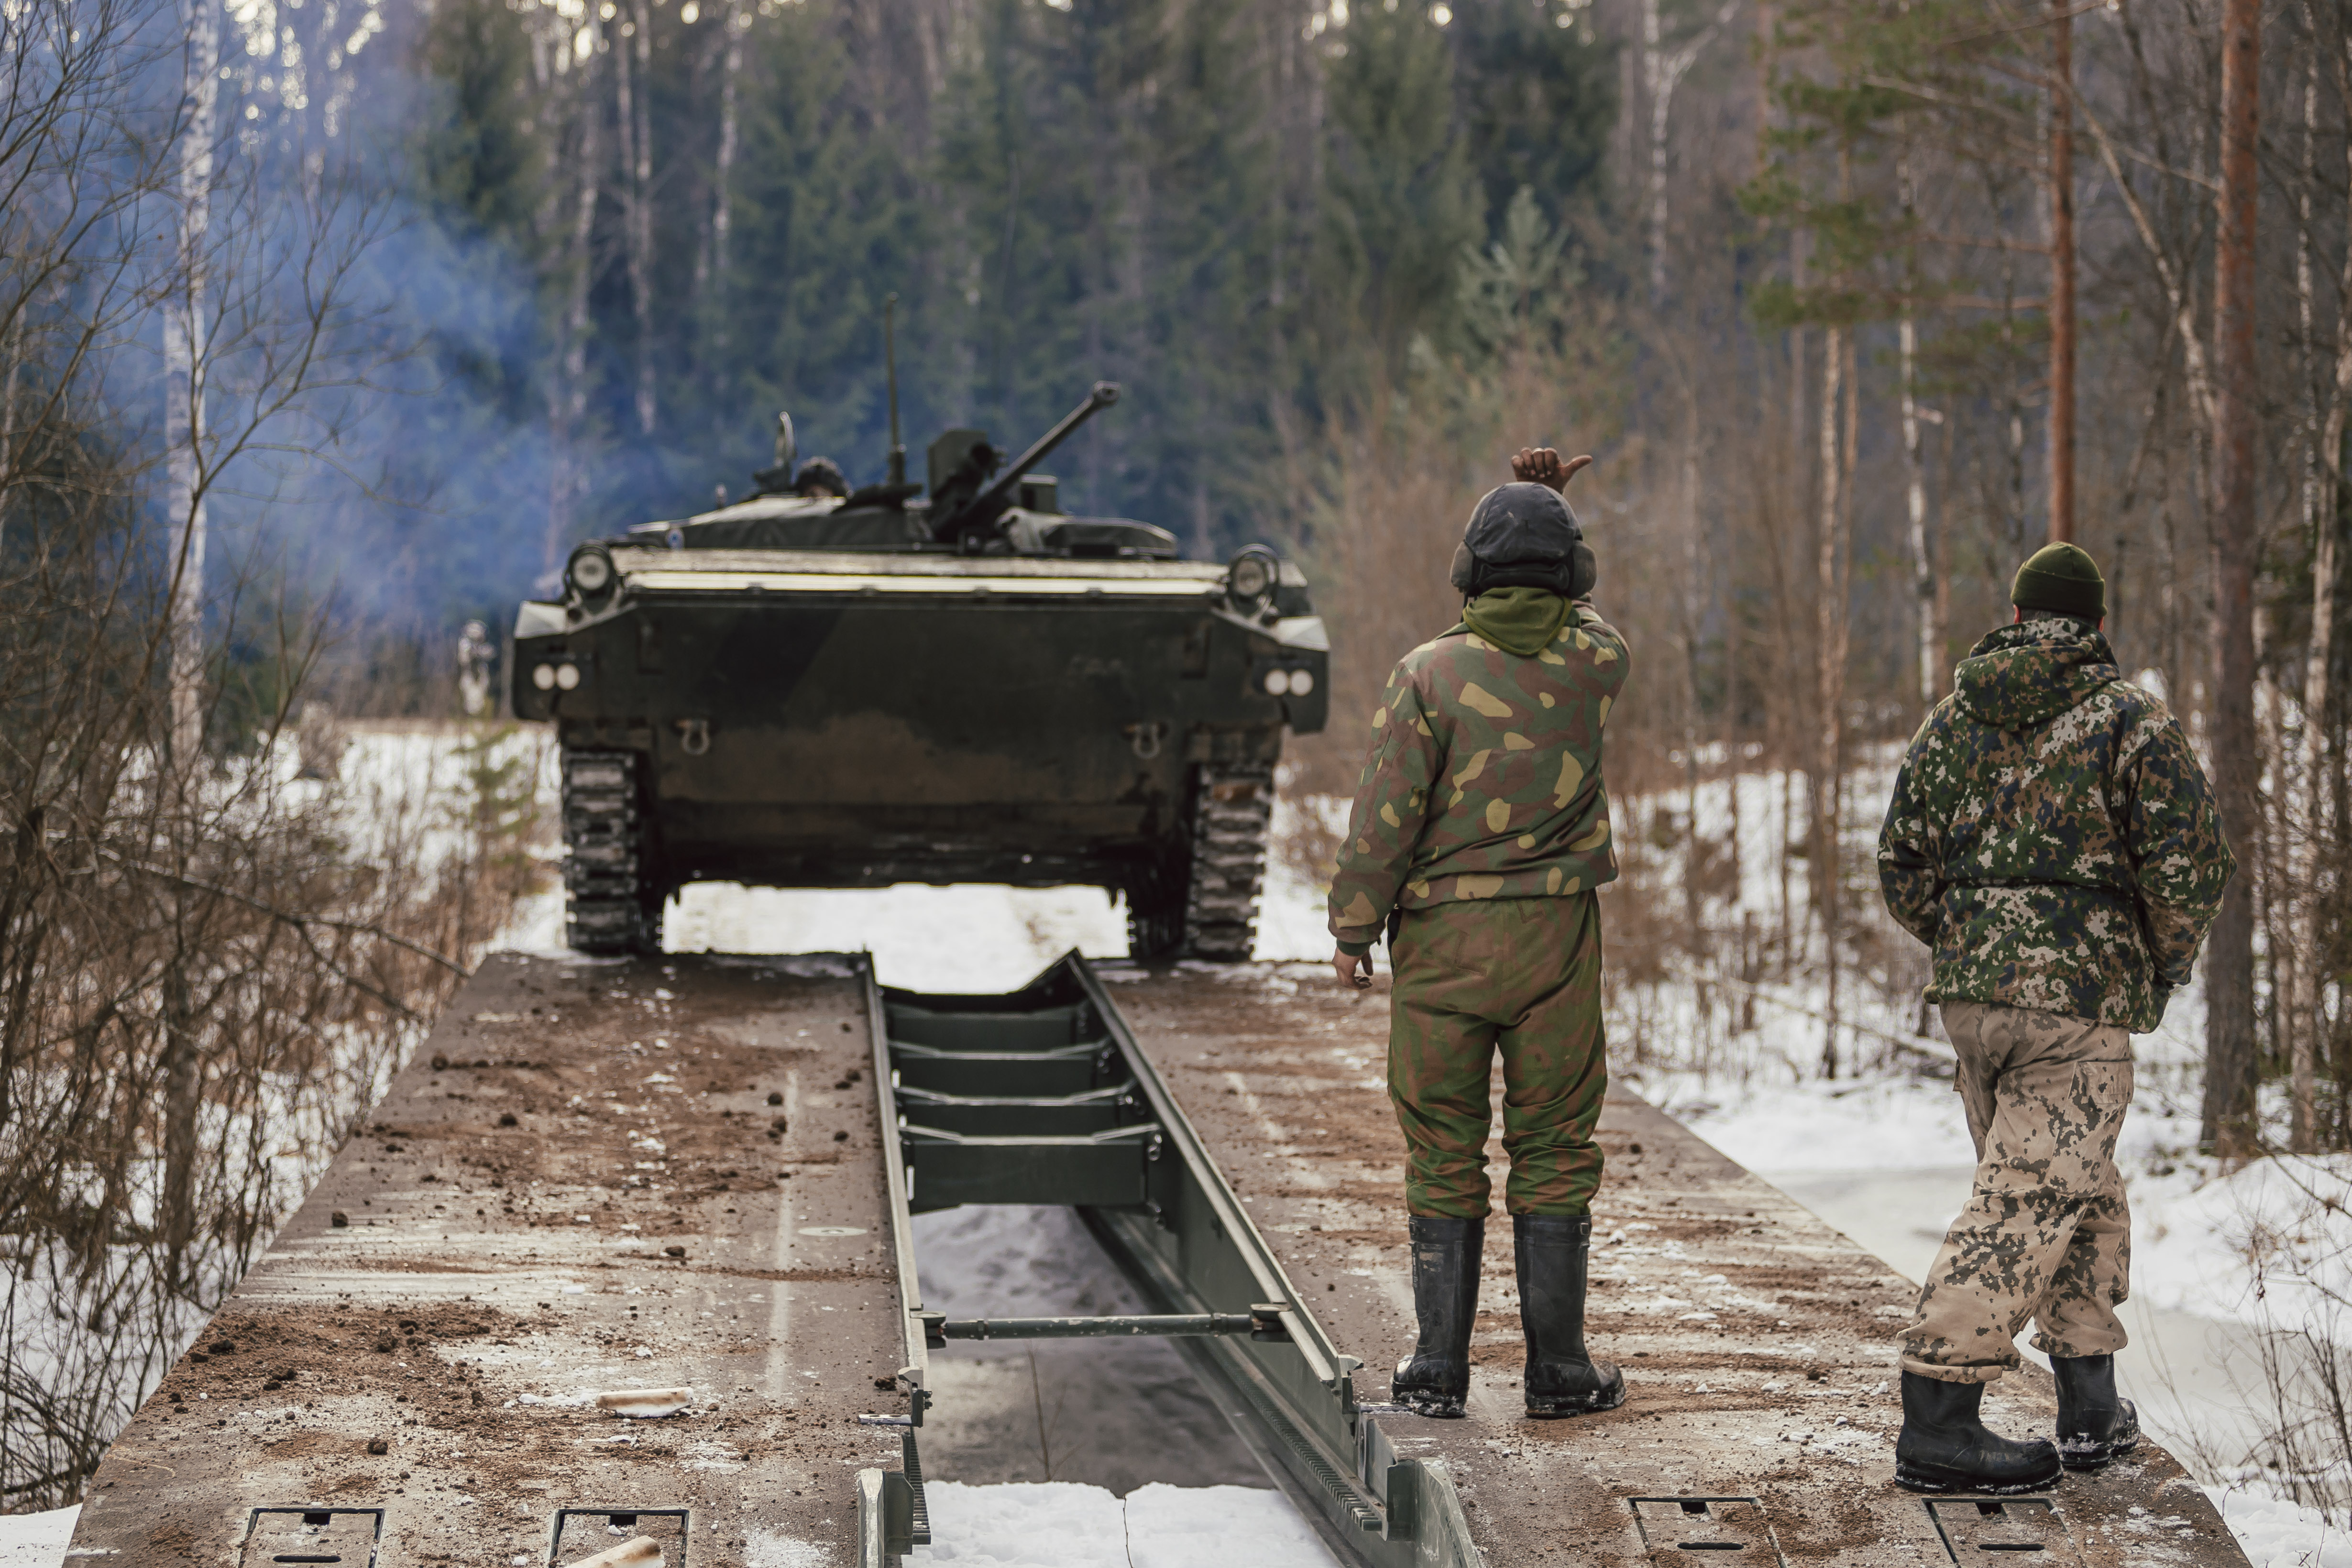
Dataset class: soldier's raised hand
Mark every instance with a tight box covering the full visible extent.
[1511,448,1593,494]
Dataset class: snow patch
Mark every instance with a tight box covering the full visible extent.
[0,1507,76,1567]
[2206,1487,2352,1568]
[905,1480,1340,1567]
[2131,1156,2352,1335]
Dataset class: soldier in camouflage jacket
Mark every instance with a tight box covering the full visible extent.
[1326,451,1628,1422]
[1876,542,2232,1496]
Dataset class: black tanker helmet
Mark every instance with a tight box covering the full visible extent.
[793,456,851,498]
[1449,481,1596,600]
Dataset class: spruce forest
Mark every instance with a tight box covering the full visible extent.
[379,0,2347,1151]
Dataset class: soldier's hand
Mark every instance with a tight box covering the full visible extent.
[1331,947,1374,990]
[1511,448,1593,494]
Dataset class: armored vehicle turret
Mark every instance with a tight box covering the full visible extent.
[512,380,1328,960]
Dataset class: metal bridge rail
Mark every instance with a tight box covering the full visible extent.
[922,1308,1288,1342]
[852,952,1485,1568]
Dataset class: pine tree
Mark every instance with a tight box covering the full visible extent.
[713,0,933,487]
[1447,0,1616,238]
[1312,0,1480,397]
[415,0,547,264]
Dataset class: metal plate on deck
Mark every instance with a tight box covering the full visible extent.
[549,1507,690,1566]
[1926,1499,2079,1568]
[1632,1498,1787,1567]
[239,1508,382,1567]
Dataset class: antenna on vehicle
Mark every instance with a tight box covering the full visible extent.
[885,293,906,489]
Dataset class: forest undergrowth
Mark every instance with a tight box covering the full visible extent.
[0,691,553,1510]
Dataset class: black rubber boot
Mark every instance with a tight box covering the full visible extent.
[1894,1372,2065,1493]
[1516,1213,1626,1418]
[1392,1215,1482,1417]
[2052,1355,2140,1470]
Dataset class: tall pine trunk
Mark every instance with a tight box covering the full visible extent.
[2201,0,2262,1157]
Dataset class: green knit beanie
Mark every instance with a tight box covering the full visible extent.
[2011,542,2106,622]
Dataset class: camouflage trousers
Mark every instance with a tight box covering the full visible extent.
[1901,1001,2132,1383]
[1387,894,1608,1218]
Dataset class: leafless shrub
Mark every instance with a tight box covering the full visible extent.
[0,0,550,1509]
[0,495,552,1508]
[2155,1159,2352,1521]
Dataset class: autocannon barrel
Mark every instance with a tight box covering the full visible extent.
[933,381,1118,542]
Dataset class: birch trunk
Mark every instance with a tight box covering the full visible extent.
[1682,405,1704,948]
[625,0,656,436]
[1814,321,1845,1077]
[2287,43,2350,1153]
[546,15,603,575]
[1899,161,1935,710]
[165,0,220,768]
[697,0,746,303]
[0,315,21,555]
[1642,0,1737,307]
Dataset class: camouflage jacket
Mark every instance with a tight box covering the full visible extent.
[1877,622,2233,1033]
[1328,602,1628,952]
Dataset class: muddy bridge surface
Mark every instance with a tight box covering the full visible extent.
[66,952,2244,1568]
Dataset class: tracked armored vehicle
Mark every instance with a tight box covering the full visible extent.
[512,380,1329,960]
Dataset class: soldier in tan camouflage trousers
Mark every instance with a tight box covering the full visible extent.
[1877,541,2233,1494]
[1326,450,1628,1420]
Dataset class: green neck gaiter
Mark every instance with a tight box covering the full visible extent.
[1459,586,1572,657]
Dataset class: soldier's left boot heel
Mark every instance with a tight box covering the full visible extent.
[1393,1215,1481,1418]
[1517,1213,1627,1419]
[2052,1354,2140,1470]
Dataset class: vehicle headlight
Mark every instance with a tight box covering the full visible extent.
[1226,547,1277,609]
[1263,668,1291,696]
[532,663,558,691]
[554,662,582,691]
[567,544,614,597]
[1288,668,1314,695]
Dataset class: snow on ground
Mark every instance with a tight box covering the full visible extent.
[489,787,1339,987]
[2206,1487,2352,1568]
[666,882,1130,993]
[1124,1484,1345,1568]
[2130,1154,2352,1331]
[0,1509,76,1567]
[908,1480,1342,1568]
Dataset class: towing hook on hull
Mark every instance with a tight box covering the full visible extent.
[676,717,712,756]
[1125,720,1167,760]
